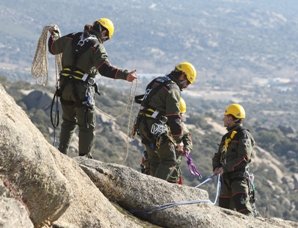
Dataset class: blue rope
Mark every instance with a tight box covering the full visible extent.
[131,174,221,215]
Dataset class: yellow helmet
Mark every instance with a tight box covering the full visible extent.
[179,97,187,114]
[224,103,246,119]
[96,18,115,39]
[175,62,197,84]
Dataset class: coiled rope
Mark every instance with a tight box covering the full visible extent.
[32,25,62,145]
[31,25,62,86]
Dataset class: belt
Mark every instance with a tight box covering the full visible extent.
[60,68,90,81]
[139,108,167,123]
[139,108,160,119]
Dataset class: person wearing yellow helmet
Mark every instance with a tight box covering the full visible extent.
[175,62,197,85]
[133,62,197,183]
[212,103,256,216]
[48,18,137,158]
[91,18,115,41]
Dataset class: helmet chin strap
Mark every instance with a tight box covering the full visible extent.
[178,79,189,90]
[100,29,109,42]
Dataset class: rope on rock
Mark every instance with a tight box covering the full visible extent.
[131,174,221,215]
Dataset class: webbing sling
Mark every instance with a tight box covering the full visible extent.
[222,130,237,154]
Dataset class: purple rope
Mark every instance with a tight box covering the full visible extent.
[184,152,202,178]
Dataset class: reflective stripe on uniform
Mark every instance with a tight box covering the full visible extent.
[60,68,89,81]
[139,108,160,119]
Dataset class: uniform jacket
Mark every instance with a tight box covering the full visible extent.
[48,32,128,80]
[139,76,184,143]
[212,124,255,173]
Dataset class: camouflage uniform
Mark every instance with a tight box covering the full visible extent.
[212,124,255,215]
[137,76,186,183]
[48,30,129,157]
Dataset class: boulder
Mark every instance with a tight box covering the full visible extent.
[0,85,72,227]
[22,89,53,111]
[76,157,297,228]
[0,180,34,228]
[0,85,142,228]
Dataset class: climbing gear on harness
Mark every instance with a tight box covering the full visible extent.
[184,152,202,178]
[224,103,246,119]
[150,116,168,137]
[245,169,259,217]
[82,86,95,109]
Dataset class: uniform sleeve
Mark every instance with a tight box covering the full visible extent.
[166,88,183,142]
[212,137,224,170]
[97,60,129,80]
[48,34,71,55]
[223,131,254,172]
[94,43,129,80]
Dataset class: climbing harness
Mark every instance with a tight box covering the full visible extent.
[131,174,221,215]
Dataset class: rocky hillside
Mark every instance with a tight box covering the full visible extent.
[1,76,297,223]
[1,84,297,227]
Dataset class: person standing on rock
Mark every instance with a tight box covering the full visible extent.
[133,62,197,183]
[139,97,193,184]
[212,103,256,215]
[48,18,137,158]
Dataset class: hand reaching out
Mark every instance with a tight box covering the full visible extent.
[127,70,137,82]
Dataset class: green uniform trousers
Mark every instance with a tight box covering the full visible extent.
[144,136,179,183]
[58,77,95,157]
[219,173,252,215]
